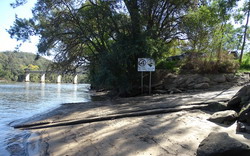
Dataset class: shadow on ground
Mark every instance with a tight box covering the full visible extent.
[12,85,250,156]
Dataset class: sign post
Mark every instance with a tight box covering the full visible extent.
[138,58,155,94]
[149,71,152,94]
[141,72,143,94]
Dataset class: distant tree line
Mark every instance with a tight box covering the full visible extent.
[0,52,50,82]
[0,52,87,83]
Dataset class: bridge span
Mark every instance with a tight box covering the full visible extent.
[24,69,86,84]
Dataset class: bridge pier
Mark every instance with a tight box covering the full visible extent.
[24,70,86,83]
[57,75,62,83]
[40,73,46,83]
[73,74,78,84]
[25,73,30,82]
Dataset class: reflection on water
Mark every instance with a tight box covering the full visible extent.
[0,83,91,155]
[73,84,78,100]
[40,83,45,97]
[57,84,61,98]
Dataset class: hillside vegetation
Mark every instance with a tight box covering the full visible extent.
[0,52,51,82]
[0,52,88,83]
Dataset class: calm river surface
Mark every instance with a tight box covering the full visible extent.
[0,83,91,155]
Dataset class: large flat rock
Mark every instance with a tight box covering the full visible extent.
[197,132,250,156]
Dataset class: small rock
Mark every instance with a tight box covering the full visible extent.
[208,110,238,125]
[196,77,210,83]
[194,83,209,89]
[202,102,227,112]
[210,74,226,83]
[164,73,177,80]
[153,90,167,94]
[240,74,250,80]
[239,103,250,125]
[227,85,250,110]
[168,88,182,94]
[152,81,164,90]
[173,76,188,87]
[225,74,236,82]
[227,96,242,110]
[186,76,196,85]
[197,132,250,156]
[237,122,247,132]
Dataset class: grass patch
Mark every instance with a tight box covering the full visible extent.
[239,53,250,73]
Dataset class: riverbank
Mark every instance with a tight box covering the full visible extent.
[0,83,91,156]
[9,86,250,155]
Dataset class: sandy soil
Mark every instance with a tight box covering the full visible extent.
[9,86,250,156]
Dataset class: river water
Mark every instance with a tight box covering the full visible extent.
[0,83,91,155]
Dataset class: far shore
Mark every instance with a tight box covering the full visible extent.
[7,85,250,156]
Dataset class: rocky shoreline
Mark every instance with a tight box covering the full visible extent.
[7,85,250,155]
[152,72,250,94]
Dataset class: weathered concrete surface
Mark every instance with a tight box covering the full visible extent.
[9,86,250,156]
[13,86,242,128]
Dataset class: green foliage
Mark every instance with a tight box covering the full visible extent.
[156,60,181,73]
[240,53,250,70]
[9,0,194,95]
[0,52,50,82]
[181,52,239,73]
[181,1,240,55]
[223,24,243,50]
[0,52,88,83]
[90,34,147,95]
[8,0,245,95]
[181,5,219,52]
[22,64,40,71]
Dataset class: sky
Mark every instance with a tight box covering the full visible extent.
[0,0,38,53]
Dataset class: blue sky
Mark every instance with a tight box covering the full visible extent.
[0,0,38,53]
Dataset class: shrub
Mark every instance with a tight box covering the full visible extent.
[156,60,180,73]
[240,53,250,70]
[89,35,147,96]
[180,52,239,74]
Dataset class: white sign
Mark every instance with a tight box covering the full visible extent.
[138,58,155,72]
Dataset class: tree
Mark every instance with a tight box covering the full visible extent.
[213,0,238,58]
[180,5,220,53]
[22,64,40,71]
[9,0,196,95]
[180,0,239,54]
[223,24,243,50]
[9,0,243,95]
[0,52,51,82]
[239,0,250,63]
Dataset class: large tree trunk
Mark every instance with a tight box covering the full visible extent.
[239,7,250,64]
[124,0,141,38]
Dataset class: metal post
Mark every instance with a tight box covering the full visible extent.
[141,72,143,94]
[149,71,152,94]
